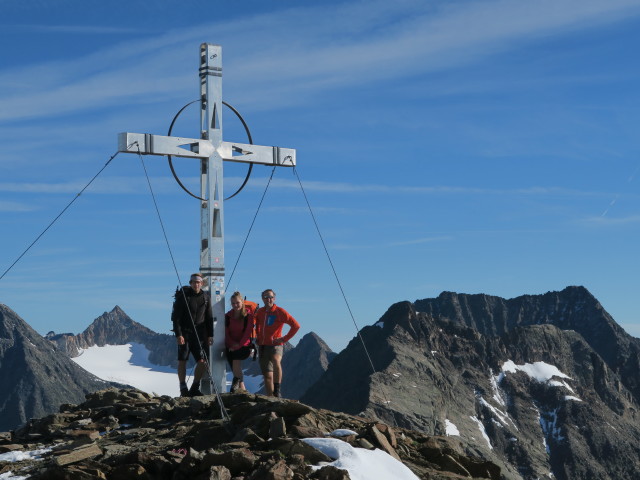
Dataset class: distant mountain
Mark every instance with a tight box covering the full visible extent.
[301,286,640,480]
[0,304,117,432]
[281,332,337,399]
[46,306,177,368]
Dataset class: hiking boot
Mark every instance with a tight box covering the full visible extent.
[180,386,189,397]
[230,377,240,394]
[189,384,203,397]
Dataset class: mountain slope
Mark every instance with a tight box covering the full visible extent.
[281,332,337,399]
[301,287,640,480]
[0,304,115,431]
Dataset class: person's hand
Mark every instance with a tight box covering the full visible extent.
[273,337,283,345]
[207,337,213,346]
[177,336,185,346]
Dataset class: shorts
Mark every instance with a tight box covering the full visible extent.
[177,330,209,362]
[258,345,284,373]
[225,345,252,367]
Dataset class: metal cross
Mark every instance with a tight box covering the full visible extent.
[117,43,296,394]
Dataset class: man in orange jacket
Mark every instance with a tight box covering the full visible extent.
[254,289,300,397]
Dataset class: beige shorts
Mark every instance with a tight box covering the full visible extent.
[258,345,284,373]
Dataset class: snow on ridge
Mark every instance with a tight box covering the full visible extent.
[490,369,506,406]
[501,360,571,384]
[548,379,575,393]
[470,416,493,450]
[536,405,565,454]
[445,419,460,436]
[478,397,518,431]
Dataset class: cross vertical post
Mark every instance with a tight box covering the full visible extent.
[199,44,226,394]
[117,43,296,396]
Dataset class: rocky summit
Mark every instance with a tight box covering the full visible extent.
[0,387,501,480]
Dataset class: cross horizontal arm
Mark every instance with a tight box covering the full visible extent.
[221,141,296,167]
[118,132,296,167]
[118,132,214,159]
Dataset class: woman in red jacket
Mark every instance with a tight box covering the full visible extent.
[225,291,255,393]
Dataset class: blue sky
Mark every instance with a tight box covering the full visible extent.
[1,0,640,352]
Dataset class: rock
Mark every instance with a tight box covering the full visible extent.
[2,388,500,480]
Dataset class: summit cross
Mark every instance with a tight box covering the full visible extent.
[117,43,296,394]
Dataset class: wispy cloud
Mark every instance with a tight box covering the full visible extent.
[0,176,613,198]
[2,0,639,123]
[0,201,36,212]
[580,214,640,226]
[5,24,142,34]
[262,206,362,215]
[389,236,452,246]
[0,176,178,194]
[265,177,607,197]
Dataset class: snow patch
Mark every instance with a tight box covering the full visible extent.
[330,429,357,437]
[73,343,263,397]
[302,438,419,480]
[469,416,492,450]
[445,419,459,436]
[0,447,52,463]
[564,396,582,402]
[501,360,570,383]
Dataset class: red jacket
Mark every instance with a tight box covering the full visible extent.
[224,309,254,350]
[255,305,300,346]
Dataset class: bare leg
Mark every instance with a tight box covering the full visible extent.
[273,354,283,385]
[232,359,244,380]
[263,372,274,396]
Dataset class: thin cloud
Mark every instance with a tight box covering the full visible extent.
[2,0,640,122]
[580,214,640,226]
[0,201,36,212]
[265,177,607,197]
[389,236,453,246]
[6,24,143,34]
[1,176,611,198]
[0,176,179,194]
[263,206,361,215]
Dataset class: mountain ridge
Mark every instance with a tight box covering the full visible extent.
[302,286,640,479]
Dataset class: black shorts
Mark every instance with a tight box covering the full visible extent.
[225,346,252,366]
[177,331,209,362]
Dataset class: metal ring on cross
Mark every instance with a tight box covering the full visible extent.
[166,100,254,201]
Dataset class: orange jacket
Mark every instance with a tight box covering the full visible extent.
[255,304,300,346]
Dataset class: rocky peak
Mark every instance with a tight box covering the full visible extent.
[0,305,119,432]
[46,306,178,368]
[281,332,338,400]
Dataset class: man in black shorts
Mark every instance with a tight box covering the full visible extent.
[171,273,213,397]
